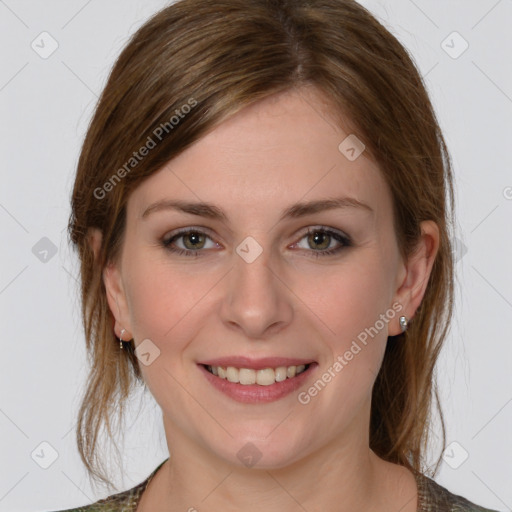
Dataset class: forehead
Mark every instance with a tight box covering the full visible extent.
[128,87,392,225]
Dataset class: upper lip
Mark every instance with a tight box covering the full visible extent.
[198,356,316,370]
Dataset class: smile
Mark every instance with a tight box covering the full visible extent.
[205,364,309,386]
[198,362,318,403]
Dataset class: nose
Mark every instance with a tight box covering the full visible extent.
[219,239,294,339]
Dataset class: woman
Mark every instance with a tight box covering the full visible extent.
[54,0,498,510]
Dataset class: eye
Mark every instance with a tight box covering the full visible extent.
[161,226,352,258]
[292,227,352,258]
[162,228,219,257]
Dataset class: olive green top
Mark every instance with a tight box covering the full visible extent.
[50,457,500,512]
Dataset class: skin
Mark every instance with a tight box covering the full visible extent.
[92,86,439,511]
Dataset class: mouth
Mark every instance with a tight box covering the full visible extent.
[197,360,318,403]
[202,363,312,386]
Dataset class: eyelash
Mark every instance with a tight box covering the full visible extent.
[161,226,352,258]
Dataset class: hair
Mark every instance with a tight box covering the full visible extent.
[67,0,455,491]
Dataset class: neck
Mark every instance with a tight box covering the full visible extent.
[146,413,417,512]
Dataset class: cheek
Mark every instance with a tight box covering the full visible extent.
[122,257,214,406]
[123,255,221,342]
[302,258,392,343]
[297,256,395,406]
[293,261,393,425]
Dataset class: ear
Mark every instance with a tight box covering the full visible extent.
[389,220,440,336]
[88,227,133,340]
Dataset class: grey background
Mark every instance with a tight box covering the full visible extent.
[0,1,511,511]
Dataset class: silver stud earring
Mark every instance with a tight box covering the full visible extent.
[399,316,408,333]
[119,328,126,350]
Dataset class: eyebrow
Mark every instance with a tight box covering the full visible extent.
[141,196,373,222]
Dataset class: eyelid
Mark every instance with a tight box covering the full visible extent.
[162,225,218,241]
[295,224,349,240]
[163,225,345,243]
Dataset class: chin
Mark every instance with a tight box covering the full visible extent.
[212,431,310,471]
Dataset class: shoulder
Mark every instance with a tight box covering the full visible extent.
[45,458,168,512]
[415,472,501,512]
[43,483,142,511]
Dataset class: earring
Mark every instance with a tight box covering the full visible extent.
[119,328,126,350]
[399,316,408,333]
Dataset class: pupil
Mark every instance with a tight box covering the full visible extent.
[310,231,329,250]
[185,232,204,249]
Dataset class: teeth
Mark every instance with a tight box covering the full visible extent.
[274,366,288,382]
[207,364,309,385]
[239,368,256,385]
[226,366,239,383]
[256,368,274,386]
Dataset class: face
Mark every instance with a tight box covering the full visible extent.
[102,86,437,470]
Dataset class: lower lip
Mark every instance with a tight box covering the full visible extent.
[198,363,318,403]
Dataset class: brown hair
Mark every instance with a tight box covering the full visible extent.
[68,0,454,491]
